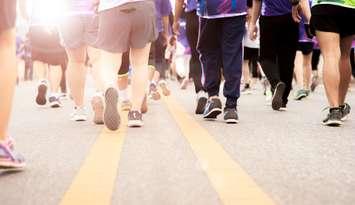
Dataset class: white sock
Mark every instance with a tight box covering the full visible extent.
[118,89,129,102]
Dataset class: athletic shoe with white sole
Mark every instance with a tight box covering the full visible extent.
[223,108,239,124]
[70,107,88,122]
[340,103,351,121]
[48,96,62,108]
[322,107,343,127]
[272,82,286,111]
[0,142,25,170]
[91,95,104,125]
[203,98,222,120]
[128,110,144,127]
[35,81,47,106]
[104,88,120,131]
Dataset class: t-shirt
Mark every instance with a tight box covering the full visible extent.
[197,0,247,18]
[185,0,197,12]
[98,0,144,11]
[261,0,292,16]
[66,0,93,14]
[312,0,355,9]
[155,0,173,33]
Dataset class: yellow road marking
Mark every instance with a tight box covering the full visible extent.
[60,111,127,205]
[163,96,276,205]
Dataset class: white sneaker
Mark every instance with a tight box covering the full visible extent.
[70,107,88,121]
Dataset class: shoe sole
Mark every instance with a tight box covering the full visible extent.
[322,120,343,127]
[49,101,61,108]
[127,120,144,128]
[104,88,120,131]
[91,97,104,124]
[294,94,307,101]
[36,84,47,106]
[195,97,207,115]
[0,162,26,170]
[225,119,239,124]
[203,108,222,119]
[71,116,88,122]
[272,83,286,110]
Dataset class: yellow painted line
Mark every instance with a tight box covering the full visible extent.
[162,96,276,205]
[60,111,127,205]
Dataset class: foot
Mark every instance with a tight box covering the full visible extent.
[36,81,47,106]
[272,82,286,111]
[0,141,26,170]
[241,83,252,95]
[322,107,343,127]
[195,91,208,115]
[128,110,143,127]
[91,95,104,124]
[70,107,88,121]
[340,103,351,121]
[203,97,222,120]
[149,83,161,101]
[223,108,239,124]
[49,95,62,108]
[159,81,171,96]
[104,88,120,131]
[121,100,132,111]
[294,89,309,101]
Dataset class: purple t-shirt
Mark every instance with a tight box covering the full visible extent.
[155,0,172,33]
[186,0,198,12]
[197,0,247,18]
[261,0,292,16]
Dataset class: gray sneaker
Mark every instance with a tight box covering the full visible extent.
[223,108,239,124]
[128,110,143,127]
[104,88,120,131]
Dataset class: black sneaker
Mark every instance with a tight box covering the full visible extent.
[128,110,143,127]
[322,107,343,127]
[223,108,239,124]
[48,96,61,108]
[280,102,287,111]
[36,81,47,106]
[272,82,286,111]
[196,96,208,115]
[203,98,222,119]
[104,88,120,131]
[340,103,351,121]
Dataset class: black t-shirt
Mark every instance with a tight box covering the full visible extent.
[312,4,355,15]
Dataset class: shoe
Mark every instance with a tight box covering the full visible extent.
[141,94,148,114]
[5,137,14,150]
[49,96,62,108]
[322,107,343,127]
[223,108,239,124]
[310,75,319,92]
[35,81,47,106]
[272,82,286,111]
[203,98,222,119]
[128,110,143,127]
[0,142,25,170]
[70,107,88,122]
[104,88,120,131]
[279,102,287,111]
[159,81,171,96]
[149,83,161,101]
[91,95,104,125]
[195,91,208,115]
[294,89,309,101]
[340,103,351,121]
[121,100,132,111]
[241,84,252,95]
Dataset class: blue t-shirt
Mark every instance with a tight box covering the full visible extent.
[155,0,172,33]
[186,0,198,12]
[197,0,247,18]
[261,0,292,16]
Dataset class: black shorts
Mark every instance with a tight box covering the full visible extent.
[0,0,16,32]
[297,42,314,55]
[244,47,259,61]
[310,5,355,38]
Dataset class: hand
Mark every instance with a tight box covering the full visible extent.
[173,21,180,36]
[292,5,302,23]
[304,23,314,39]
[248,23,258,41]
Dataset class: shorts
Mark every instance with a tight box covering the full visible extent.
[59,14,99,49]
[244,47,259,61]
[96,1,158,53]
[28,26,68,66]
[310,5,355,38]
[297,41,314,55]
[0,0,16,32]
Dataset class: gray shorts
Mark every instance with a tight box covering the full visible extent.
[95,1,158,53]
[59,14,99,49]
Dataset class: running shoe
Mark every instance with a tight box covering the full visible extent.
[203,98,222,119]
[35,81,47,106]
[0,142,25,170]
[121,100,132,111]
[223,108,239,124]
[195,91,208,115]
[241,83,252,95]
[104,88,120,131]
[340,103,351,121]
[149,83,161,101]
[294,89,309,101]
[310,75,319,92]
[49,96,62,108]
[280,102,287,111]
[322,107,343,127]
[70,107,88,122]
[159,80,171,96]
[128,110,143,127]
[91,95,104,125]
[272,82,286,111]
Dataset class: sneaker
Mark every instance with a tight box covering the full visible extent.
[322,107,343,127]
[121,100,132,111]
[310,75,319,92]
[70,107,88,122]
[340,103,351,121]
[49,96,62,108]
[141,94,148,114]
[104,88,120,131]
[0,142,25,170]
[159,81,171,96]
[91,95,104,124]
[294,89,309,101]
[203,98,222,119]
[279,102,287,111]
[128,110,143,127]
[35,81,47,106]
[149,83,161,101]
[241,84,252,95]
[5,137,14,150]
[195,91,208,115]
[272,82,286,111]
[223,108,239,124]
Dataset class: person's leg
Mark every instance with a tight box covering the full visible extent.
[338,35,354,105]
[88,46,104,92]
[294,51,304,87]
[350,47,355,78]
[303,51,313,90]
[117,50,132,110]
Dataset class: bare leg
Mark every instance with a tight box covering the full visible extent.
[338,35,354,105]
[100,50,122,88]
[48,65,63,94]
[303,52,312,90]
[88,46,104,92]
[242,59,251,85]
[294,51,303,87]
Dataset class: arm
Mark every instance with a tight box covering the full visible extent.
[291,0,311,23]
[173,0,184,35]
[162,15,170,45]
[249,0,261,41]
[18,0,29,21]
